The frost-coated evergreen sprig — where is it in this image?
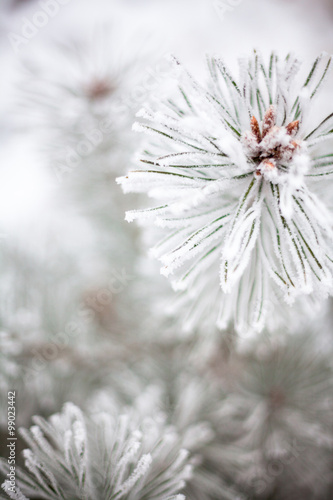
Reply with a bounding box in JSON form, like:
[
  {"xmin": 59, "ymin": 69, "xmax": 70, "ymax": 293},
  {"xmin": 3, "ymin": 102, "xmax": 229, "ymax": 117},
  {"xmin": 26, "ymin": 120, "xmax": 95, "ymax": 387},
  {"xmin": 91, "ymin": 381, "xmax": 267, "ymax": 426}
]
[
  {"xmin": 0, "ymin": 400, "xmax": 192, "ymax": 500},
  {"xmin": 118, "ymin": 51, "xmax": 333, "ymax": 334}
]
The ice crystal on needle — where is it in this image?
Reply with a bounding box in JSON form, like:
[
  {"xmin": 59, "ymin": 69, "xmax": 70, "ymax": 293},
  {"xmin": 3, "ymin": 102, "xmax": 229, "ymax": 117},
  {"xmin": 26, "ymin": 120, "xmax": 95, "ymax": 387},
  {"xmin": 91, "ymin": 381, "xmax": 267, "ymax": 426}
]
[{"xmin": 118, "ymin": 52, "xmax": 333, "ymax": 334}]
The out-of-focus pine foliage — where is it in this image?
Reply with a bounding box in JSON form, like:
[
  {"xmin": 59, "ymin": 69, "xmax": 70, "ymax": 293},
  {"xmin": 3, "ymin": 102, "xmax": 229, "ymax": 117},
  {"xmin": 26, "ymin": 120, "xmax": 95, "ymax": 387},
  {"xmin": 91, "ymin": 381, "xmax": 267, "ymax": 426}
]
[{"xmin": 1, "ymin": 3, "xmax": 333, "ymax": 500}]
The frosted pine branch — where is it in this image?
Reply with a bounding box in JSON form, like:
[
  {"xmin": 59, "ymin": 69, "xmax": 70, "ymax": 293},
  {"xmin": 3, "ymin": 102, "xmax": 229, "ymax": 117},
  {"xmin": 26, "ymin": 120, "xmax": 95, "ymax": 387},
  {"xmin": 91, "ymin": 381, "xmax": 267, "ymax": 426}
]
[
  {"xmin": 0, "ymin": 402, "xmax": 193, "ymax": 500},
  {"xmin": 118, "ymin": 51, "xmax": 333, "ymax": 335}
]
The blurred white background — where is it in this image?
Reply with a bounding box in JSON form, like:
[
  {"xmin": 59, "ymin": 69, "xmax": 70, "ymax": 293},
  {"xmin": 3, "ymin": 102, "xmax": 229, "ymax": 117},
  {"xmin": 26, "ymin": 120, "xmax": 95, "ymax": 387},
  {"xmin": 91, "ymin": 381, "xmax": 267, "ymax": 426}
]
[{"xmin": 0, "ymin": 0, "xmax": 333, "ymax": 246}]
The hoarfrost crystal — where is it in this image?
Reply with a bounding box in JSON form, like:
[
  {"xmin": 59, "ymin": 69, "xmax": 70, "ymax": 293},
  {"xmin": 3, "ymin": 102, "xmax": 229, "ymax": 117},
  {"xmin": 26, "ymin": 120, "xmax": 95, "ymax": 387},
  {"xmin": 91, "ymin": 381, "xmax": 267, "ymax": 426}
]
[{"xmin": 118, "ymin": 52, "xmax": 333, "ymax": 334}]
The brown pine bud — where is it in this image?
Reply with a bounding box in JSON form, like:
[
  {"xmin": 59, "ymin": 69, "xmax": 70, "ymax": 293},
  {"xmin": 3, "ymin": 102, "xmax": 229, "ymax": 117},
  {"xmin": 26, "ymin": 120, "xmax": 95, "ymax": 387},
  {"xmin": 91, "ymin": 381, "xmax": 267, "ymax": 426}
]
[
  {"xmin": 286, "ymin": 120, "xmax": 300, "ymax": 136},
  {"xmin": 250, "ymin": 115, "xmax": 261, "ymax": 143},
  {"xmin": 262, "ymin": 105, "xmax": 276, "ymax": 138}
]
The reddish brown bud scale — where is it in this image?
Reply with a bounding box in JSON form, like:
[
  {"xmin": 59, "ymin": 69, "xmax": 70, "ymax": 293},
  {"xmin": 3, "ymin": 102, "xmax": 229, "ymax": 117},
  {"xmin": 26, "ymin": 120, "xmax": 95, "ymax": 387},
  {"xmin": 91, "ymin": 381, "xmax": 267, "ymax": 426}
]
[
  {"xmin": 291, "ymin": 140, "xmax": 300, "ymax": 150},
  {"xmin": 286, "ymin": 120, "xmax": 300, "ymax": 136},
  {"xmin": 262, "ymin": 159, "xmax": 276, "ymax": 169},
  {"xmin": 250, "ymin": 116, "xmax": 261, "ymax": 143},
  {"xmin": 262, "ymin": 105, "xmax": 276, "ymax": 138}
]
